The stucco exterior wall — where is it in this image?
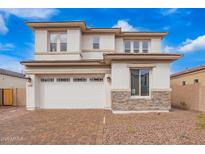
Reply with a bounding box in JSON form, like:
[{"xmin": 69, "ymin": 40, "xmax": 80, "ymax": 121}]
[
  {"xmin": 150, "ymin": 38, "xmax": 161, "ymax": 52},
  {"xmin": 82, "ymin": 34, "xmax": 115, "ymax": 51},
  {"xmin": 152, "ymin": 63, "xmax": 170, "ymax": 90},
  {"xmin": 111, "ymin": 62, "xmax": 170, "ymax": 91},
  {"xmin": 35, "ymin": 54, "xmax": 81, "ymax": 60},
  {"xmin": 26, "ymin": 75, "xmax": 39, "ymax": 109},
  {"xmin": 0, "ymin": 74, "xmax": 26, "ymax": 88},
  {"xmin": 35, "ymin": 30, "xmax": 48, "ymax": 53},
  {"xmin": 111, "ymin": 63, "xmax": 130, "ymax": 90},
  {"xmin": 115, "ymin": 38, "xmax": 124, "ymax": 53},
  {"xmin": 171, "ymin": 70, "xmax": 205, "ymax": 86},
  {"xmin": 81, "ymin": 52, "xmax": 104, "ymax": 59},
  {"xmin": 67, "ymin": 29, "xmax": 81, "ymax": 52}
]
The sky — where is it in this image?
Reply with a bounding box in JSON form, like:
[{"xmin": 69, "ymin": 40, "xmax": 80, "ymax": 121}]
[{"xmin": 0, "ymin": 8, "xmax": 205, "ymax": 73}]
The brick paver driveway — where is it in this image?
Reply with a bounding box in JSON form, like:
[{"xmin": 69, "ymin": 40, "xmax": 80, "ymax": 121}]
[
  {"xmin": 1, "ymin": 107, "xmax": 205, "ymax": 144},
  {"xmin": 0, "ymin": 107, "xmax": 104, "ymax": 144}
]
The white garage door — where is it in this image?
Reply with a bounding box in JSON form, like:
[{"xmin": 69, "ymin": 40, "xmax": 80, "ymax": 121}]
[{"xmin": 39, "ymin": 75, "xmax": 106, "ymax": 109}]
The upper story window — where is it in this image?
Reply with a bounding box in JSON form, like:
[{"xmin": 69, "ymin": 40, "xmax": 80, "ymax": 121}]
[
  {"xmin": 142, "ymin": 41, "xmax": 149, "ymax": 53},
  {"xmin": 59, "ymin": 33, "xmax": 67, "ymax": 52},
  {"xmin": 124, "ymin": 40, "xmax": 150, "ymax": 53},
  {"xmin": 50, "ymin": 33, "xmax": 58, "ymax": 52},
  {"xmin": 133, "ymin": 41, "xmax": 140, "ymax": 53},
  {"xmin": 93, "ymin": 37, "xmax": 100, "ymax": 49},
  {"xmin": 124, "ymin": 41, "xmax": 131, "ymax": 53},
  {"xmin": 49, "ymin": 32, "xmax": 67, "ymax": 52}
]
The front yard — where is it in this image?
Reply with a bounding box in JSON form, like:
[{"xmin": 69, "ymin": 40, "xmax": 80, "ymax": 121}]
[{"xmin": 0, "ymin": 107, "xmax": 205, "ymax": 144}]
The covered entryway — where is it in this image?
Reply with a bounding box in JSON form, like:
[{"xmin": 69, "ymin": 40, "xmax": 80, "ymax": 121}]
[{"xmin": 38, "ymin": 75, "xmax": 107, "ymax": 109}]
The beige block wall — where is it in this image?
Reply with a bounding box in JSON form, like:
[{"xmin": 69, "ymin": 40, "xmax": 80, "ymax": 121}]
[
  {"xmin": 0, "ymin": 89, "xmax": 2, "ymax": 106},
  {"xmin": 199, "ymin": 86, "xmax": 205, "ymax": 111},
  {"xmin": 171, "ymin": 70, "xmax": 205, "ymax": 86},
  {"xmin": 171, "ymin": 84, "xmax": 205, "ymax": 112},
  {"xmin": 0, "ymin": 74, "xmax": 26, "ymax": 88},
  {"xmin": 13, "ymin": 88, "xmax": 26, "ymax": 106}
]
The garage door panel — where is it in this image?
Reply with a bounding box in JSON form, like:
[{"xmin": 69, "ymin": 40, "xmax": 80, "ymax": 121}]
[{"xmin": 39, "ymin": 76, "xmax": 105, "ymax": 109}]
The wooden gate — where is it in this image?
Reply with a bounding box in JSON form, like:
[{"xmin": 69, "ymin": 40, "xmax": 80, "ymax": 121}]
[{"xmin": 3, "ymin": 89, "xmax": 13, "ymax": 106}]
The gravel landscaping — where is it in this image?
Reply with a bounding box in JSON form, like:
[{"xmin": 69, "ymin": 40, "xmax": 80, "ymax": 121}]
[{"xmin": 103, "ymin": 109, "xmax": 205, "ymax": 144}]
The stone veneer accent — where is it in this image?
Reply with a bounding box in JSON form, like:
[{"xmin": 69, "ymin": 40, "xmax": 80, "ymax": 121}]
[{"xmin": 111, "ymin": 90, "xmax": 171, "ymax": 111}]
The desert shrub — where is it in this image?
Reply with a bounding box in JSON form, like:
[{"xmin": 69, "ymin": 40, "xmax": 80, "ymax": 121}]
[
  {"xmin": 127, "ymin": 127, "xmax": 137, "ymax": 134},
  {"xmin": 196, "ymin": 113, "xmax": 205, "ymax": 129},
  {"xmin": 172, "ymin": 101, "xmax": 188, "ymax": 110},
  {"xmin": 177, "ymin": 101, "xmax": 188, "ymax": 110}
]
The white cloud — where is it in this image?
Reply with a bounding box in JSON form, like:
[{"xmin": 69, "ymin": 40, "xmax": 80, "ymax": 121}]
[
  {"xmin": 160, "ymin": 8, "xmax": 191, "ymax": 17},
  {"xmin": 0, "ymin": 54, "xmax": 23, "ymax": 73},
  {"xmin": 179, "ymin": 35, "xmax": 205, "ymax": 52},
  {"xmin": 160, "ymin": 8, "xmax": 178, "ymax": 16},
  {"xmin": 0, "ymin": 8, "xmax": 58, "ymax": 19},
  {"xmin": 163, "ymin": 35, "xmax": 205, "ymax": 53},
  {"xmin": 0, "ymin": 43, "xmax": 15, "ymax": 51},
  {"xmin": 164, "ymin": 46, "xmax": 175, "ymax": 53},
  {"xmin": 0, "ymin": 14, "xmax": 8, "ymax": 35},
  {"xmin": 112, "ymin": 20, "xmax": 138, "ymax": 31}
]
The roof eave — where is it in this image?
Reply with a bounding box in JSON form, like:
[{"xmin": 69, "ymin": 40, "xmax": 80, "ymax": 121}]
[{"xmin": 103, "ymin": 53, "xmax": 182, "ymax": 64}]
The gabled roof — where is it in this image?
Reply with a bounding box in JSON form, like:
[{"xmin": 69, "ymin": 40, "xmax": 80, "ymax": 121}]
[
  {"xmin": 171, "ymin": 65, "xmax": 205, "ymax": 78},
  {"xmin": 25, "ymin": 21, "xmax": 167, "ymax": 38},
  {"xmin": 0, "ymin": 68, "xmax": 26, "ymax": 79}
]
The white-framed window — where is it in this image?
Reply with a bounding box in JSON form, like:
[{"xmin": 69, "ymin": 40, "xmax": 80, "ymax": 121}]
[
  {"xmin": 40, "ymin": 78, "xmax": 54, "ymax": 82},
  {"xmin": 59, "ymin": 33, "xmax": 67, "ymax": 52},
  {"xmin": 90, "ymin": 77, "xmax": 104, "ymax": 82},
  {"xmin": 142, "ymin": 40, "xmax": 149, "ymax": 53},
  {"xmin": 130, "ymin": 69, "xmax": 150, "ymax": 96},
  {"xmin": 124, "ymin": 40, "xmax": 150, "ymax": 53},
  {"xmin": 49, "ymin": 32, "xmax": 67, "ymax": 52},
  {"xmin": 133, "ymin": 41, "xmax": 140, "ymax": 53},
  {"xmin": 56, "ymin": 78, "xmax": 70, "ymax": 82},
  {"xmin": 93, "ymin": 37, "xmax": 100, "ymax": 49},
  {"xmin": 50, "ymin": 33, "xmax": 58, "ymax": 52},
  {"xmin": 124, "ymin": 41, "xmax": 131, "ymax": 53},
  {"xmin": 73, "ymin": 77, "xmax": 87, "ymax": 82}
]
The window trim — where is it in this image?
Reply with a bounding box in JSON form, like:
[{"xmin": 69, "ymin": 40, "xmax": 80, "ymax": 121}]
[
  {"xmin": 142, "ymin": 40, "xmax": 149, "ymax": 53},
  {"xmin": 133, "ymin": 41, "xmax": 140, "ymax": 53},
  {"xmin": 130, "ymin": 68, "xmax": 151, "ymax": 98},
  {"xmin": 93, "ymin": 36, "xmax": 100, "ymax": 49},
  {"xmin": 49, "ymin": 32, "xmax": 67, "ymax": 52},
  {"xmin": 124, "ymin": 40, "xmax": 150, "ymax": 53},
  {"xmin": 124, "ymin": 40, "xmax": 131, "ymax": 53}
]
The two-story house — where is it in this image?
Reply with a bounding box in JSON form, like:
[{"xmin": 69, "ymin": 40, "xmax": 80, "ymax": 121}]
[{"xmin": 21, "ymin": 21, "xmax": 181, "ymax": 113}]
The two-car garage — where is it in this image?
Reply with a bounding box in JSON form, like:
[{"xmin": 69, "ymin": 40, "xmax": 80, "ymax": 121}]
[{"xmin": 38, "ymin": 75, "xmax": 108, "ymax": 109}]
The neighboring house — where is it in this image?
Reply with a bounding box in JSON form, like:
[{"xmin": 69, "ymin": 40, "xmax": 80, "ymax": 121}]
[
  {"xmin": 0, "ymin": 68, "xmax": 26, "ymax": 107},
  {"xmin": 21, "ymin": 21, "xmax": 181, "ymax": 112},
  {"xmin": 171, "ymin": 65, "xmax": 205, "ymax": 112}
]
